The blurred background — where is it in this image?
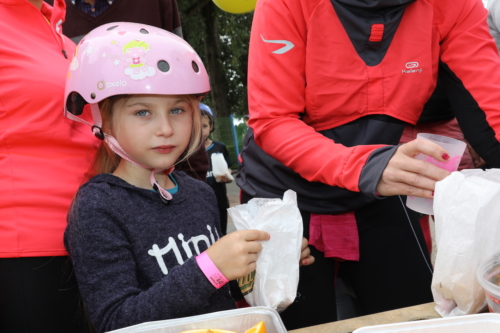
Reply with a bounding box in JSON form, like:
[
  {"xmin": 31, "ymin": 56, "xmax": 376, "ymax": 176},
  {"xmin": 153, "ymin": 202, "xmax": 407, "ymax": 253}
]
[{"xmin": 179, "ymin": 0, "xmax": 254, "ymax": 165}]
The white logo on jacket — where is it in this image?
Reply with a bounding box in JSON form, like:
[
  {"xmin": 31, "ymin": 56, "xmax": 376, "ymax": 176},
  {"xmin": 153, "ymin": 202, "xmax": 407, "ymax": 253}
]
[
  {"xmin": 260, "ymin": 35, "xmax": 295, "ymax": 54},
  {"xmin": 148, "ymin": 224, "xmax": 220, "ymax": 275},
  {"xmin": 402, "ymin": 62, "xmax": 422, "ymax": 74}
]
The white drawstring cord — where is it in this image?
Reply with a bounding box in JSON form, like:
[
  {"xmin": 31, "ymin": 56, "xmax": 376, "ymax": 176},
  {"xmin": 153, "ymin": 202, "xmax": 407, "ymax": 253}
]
[{"xmin": 398, "ymin": 195, "xmax": 434, "ymax": 275}]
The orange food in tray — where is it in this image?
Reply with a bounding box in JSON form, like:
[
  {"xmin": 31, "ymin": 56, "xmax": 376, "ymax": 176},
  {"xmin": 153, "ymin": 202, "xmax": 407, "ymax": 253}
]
[
  {"xmin": 180, "ymin": 320, "xmax": 267, "ymax": 333},
  {"xmin": 179, "ymin": 330, "xmax": 237, "ymax": 333},
  {"xmin": 245, "ymin": 321, "xmax": 267, "ymax": 333}
]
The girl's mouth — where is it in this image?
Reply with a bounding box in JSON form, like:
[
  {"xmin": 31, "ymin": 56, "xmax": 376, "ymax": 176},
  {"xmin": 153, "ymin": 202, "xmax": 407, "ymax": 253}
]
[{"xmin": 153, "ymin": 145, "xmax": 175, "ymax": 153}]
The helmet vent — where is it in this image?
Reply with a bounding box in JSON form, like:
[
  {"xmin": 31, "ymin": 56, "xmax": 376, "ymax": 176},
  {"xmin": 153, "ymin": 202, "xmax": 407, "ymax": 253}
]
[
  {"xmin": 107, "ymin": 25, "xmax": 118, "ymax": 31},
  {"xmin": 66, "ymin": 92, "xmax": 88, "ymax": 116},
  {"xmin": 157, "ymin": 60, "xmax": 170, "ymax": 72},
  {"xmin": 192, "ymin": 61, "xmax": 199, "ymax": 73},
  {"xmin": 91, "ymin": 93, "xmax": 96, "ymax": 99},
  {"xmin": 140, "ymin": 29, "xmax": 149, "ymax": 34}
]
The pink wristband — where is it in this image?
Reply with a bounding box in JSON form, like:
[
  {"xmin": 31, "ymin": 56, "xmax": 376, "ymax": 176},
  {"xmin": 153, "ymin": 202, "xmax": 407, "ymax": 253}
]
[{"xmin": 196, "ymin": 251, "xmax": 229, "ymax": 289}]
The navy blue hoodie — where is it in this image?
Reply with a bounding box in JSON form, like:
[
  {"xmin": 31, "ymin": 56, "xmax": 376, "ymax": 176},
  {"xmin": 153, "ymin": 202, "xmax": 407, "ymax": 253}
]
[{"xmin": 65, "ymin": 171, "xmax": 236, "ymax": 333}]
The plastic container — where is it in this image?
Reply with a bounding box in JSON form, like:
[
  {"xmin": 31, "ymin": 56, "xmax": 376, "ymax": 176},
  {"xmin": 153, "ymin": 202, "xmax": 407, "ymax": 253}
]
[
  {"xmin": 353, "ymin": 313, "xmax": 500, "ymax": 332},
  {"xmin": 106, "ymin": 307, "xmax": 287, "ymax": 333},
  {"xmin": 477, "ymin": 252, "xmax": 500, "ymax": 313},
  {"xmin": 406, "ymin": 133, "xmax": 466, "ymax": 215}
]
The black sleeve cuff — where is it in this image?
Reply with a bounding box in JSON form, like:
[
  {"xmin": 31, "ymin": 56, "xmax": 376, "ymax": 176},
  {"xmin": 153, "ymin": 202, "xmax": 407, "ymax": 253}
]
[{"xmin": 358, "ymin": 145, "xmax": 400, "ymax": 198}]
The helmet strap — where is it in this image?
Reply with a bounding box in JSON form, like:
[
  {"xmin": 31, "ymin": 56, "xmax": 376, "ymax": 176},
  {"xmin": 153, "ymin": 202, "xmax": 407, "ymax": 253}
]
[{"xmin": 104, "ymin": 133, "xmax": 175, "ymax": 204}]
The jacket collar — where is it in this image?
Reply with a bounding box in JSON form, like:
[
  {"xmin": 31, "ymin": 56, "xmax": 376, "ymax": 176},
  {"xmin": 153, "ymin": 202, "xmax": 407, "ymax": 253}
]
[{"xmin": 46, "ymin": 0, "xmax": 67, "ymax": 34}]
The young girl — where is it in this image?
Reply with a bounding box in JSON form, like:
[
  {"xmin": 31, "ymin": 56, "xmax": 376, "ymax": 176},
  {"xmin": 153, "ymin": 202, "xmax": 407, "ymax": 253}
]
[
  {"xmin": 200, "ymin": 104, "xmax": 233, "ymax": 234},
  {"xmin": 63, "ymin": 23, "xmax": 313, "ymax": 333}
]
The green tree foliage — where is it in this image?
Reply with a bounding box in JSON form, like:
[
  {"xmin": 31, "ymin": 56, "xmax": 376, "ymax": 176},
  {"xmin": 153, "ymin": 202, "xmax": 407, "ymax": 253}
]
[{"xmin": 178, "ymin": 1, "xmax": 253, "ymax": 118}]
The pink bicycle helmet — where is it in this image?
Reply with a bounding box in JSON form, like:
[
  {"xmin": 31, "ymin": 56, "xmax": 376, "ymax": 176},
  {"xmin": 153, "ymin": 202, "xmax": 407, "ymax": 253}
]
[
  {"xmin": 64, "ymin": 22, "xmax": 210, "ymax": 203},
  {"xmin": 65, "ymin": 22, "xmax": 209, "ymax": 123}
]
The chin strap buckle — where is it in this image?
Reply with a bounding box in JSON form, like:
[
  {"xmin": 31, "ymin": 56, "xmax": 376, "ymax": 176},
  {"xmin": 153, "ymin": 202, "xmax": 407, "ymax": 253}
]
[
  {"xmin": 150, "ymin": 170, "xmax": 173, "ymax": 205},
  {"xmin": 152, "ymin": 182, "xmax": 171, "ymax": 205},
  {"xmin": 92, "ymin": 125, "xmax": 105, "ymax": 140}
]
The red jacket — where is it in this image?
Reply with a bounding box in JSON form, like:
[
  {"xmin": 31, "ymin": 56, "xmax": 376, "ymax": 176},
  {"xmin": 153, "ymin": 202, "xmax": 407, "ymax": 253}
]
[
  {"xmin": 248, "ymin": 0, "xmax": 500, "ymax": 194},
  {"xmin": 0, "ymin": 0, "xmax": 98, "ymax": 257}
]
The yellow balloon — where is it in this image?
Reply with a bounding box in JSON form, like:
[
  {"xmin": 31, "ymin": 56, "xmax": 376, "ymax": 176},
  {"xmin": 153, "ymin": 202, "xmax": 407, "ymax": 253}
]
[{"xmin": 212, "ymin": 0, "xmax": 257, "ymax": 14}]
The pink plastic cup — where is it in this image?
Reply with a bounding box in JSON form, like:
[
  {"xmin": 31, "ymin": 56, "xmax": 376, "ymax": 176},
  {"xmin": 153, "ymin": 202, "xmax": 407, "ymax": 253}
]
[{"xmin": 405, "ymin": 133, "xmax": 467, "ymax": 215}]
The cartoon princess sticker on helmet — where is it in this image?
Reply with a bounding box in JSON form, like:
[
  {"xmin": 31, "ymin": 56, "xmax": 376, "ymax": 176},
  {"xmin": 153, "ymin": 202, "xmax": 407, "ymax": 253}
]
[{"xmin": 123, "ymin": 40, "xmax": 156, "ymax": 80}]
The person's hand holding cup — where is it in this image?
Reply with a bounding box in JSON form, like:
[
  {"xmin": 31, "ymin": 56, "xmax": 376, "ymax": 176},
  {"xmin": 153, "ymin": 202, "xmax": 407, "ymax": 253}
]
[
  {"xmin": 377, "ymin": 133, "xmax": 466, "ymax": 214},
  {"xmin": 405, "ymin": 133, "xmax": 466, "ymax": 214}
]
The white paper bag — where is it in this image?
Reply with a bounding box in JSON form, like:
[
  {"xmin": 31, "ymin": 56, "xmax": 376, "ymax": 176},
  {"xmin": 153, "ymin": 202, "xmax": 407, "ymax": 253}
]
[
  {"xmin": 227, "ymin": 190, "xmax": 303, "ymax": 312},
  {"xmin": 211, "ymin": 153, "xmax": 234, "ymax": 182},
  {"xmin": 432, "ymin": 169, "xmax": 500, "ymax": 317}
]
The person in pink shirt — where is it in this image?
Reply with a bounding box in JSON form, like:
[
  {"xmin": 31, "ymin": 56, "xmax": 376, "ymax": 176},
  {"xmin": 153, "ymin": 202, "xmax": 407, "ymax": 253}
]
[{"xmin": 0, "ymin": 0, "xmax": 98, "ymax": 331}]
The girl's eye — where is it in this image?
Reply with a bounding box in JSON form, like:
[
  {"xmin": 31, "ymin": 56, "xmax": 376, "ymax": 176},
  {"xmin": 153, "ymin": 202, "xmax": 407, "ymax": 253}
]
[
  {"xmin": 170, "ymin": 108, "xmax": 184, "ymax": 115},
  {"xmin": 136, "ymin": 110, "xmax": 150, "ymax": 117}
]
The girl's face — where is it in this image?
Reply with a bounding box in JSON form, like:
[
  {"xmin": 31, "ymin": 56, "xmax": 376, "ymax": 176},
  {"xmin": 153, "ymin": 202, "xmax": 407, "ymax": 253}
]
[
  {"xmin": 201, "ymin": 115, "xmax": 212, "ymax": 142},
  {"xmin": 126, "ymin": 46, "xmax": 146, "ymax": 57},
  {"xmin": 111, "ymin": 94, "xmax": 193, "ymax": 171}
]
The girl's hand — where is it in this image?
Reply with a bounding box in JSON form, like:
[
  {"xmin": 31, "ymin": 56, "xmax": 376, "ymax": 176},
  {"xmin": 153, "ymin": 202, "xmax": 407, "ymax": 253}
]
[
  {"xmin": 376, "ymin": 139, "xmax": 451, "ymax": 198},
  {"xmin": 206, "ymin": 230, "xmax": 270, "ymax": 281},
  {"xmin": 300, "ymin": 237, "xmax": 314, "ymax": 266}
]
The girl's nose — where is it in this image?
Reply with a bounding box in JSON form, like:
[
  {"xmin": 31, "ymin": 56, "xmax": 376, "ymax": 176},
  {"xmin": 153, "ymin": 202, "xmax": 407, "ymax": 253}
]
[{"xmin": 155, "ymin": 116, "xmax": 174, "ymax": 137}]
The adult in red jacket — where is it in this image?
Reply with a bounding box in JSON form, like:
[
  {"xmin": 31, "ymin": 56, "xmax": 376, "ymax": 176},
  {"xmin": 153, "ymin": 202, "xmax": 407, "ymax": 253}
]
[
  {"xmin": 0, "ymin": 0, "xmax": 97, "ymax": 332},
  {"xmin": 237, "ymin": 0, "xmax": 500, "ymax": 329}
]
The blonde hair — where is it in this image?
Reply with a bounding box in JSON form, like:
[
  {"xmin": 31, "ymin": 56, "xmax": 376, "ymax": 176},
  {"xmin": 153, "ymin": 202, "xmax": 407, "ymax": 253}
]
[
  {"xmin": 123, "ymin": 40, "xmax": 150, "ymax": 53},
  {"xmin": 85, "ymin": 94, "xmax": 202, "ymax": 180}
]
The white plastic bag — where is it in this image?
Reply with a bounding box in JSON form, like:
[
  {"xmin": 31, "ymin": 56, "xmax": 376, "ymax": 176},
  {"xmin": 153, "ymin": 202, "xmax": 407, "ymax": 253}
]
[
  {"xmin": 227, "ymin": 190, "xmax": 303, "ymax": 312},
  {"xmin": 211, "ymin": 153, "xmax": 234, "ymax": 182},
  {"xmin": 432, "ymin": 169, "xmax": 500, "ymax": 317}
]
